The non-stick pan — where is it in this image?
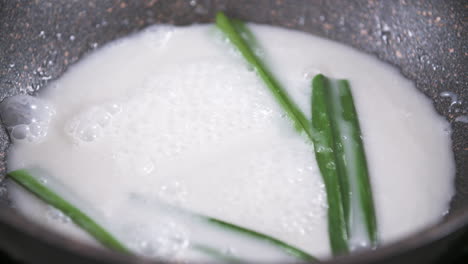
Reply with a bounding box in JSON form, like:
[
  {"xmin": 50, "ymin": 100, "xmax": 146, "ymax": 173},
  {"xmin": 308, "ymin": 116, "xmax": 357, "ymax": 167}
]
[{"xmin": 0, "ymin": 0, "xmax": 466, "ymax": 263}]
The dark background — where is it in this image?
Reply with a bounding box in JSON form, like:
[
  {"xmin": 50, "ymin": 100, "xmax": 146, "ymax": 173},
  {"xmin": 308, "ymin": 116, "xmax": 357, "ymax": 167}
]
[{"xmin": 0, "ymin": 250, "xmax": 16, "ymax": 263}]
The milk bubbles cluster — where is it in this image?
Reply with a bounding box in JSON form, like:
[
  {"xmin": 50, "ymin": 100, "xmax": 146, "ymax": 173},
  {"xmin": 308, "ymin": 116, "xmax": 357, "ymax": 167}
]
[
  {"xmin": 65, "ymin": 103, "xmax": 121, "ymax": 143},
  {"xmin": 0, "ymin": 94, "xmax": 55, "ymax": 142},
  {"xmin": 129, "ymin": 218, "xmax": 190, "ymax": 258}
]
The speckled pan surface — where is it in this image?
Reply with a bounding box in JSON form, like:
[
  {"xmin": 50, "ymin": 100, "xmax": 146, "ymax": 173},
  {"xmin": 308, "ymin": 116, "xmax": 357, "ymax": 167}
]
[{"xmin": 0, "ymin": 0, "xmax": 466, "ymax": 263}]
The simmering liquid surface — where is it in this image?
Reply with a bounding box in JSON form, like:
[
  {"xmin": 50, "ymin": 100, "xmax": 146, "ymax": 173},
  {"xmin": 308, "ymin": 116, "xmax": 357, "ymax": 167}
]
[{"xmin": 4, "ymin": 24, "xmax": 454, "ymax": 261}]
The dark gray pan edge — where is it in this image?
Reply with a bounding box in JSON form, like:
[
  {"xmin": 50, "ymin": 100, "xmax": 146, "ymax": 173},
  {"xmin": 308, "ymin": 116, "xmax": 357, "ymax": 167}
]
[{"xmin": 0, "ymin": 0, "xmax": 466, "ymax": 264}]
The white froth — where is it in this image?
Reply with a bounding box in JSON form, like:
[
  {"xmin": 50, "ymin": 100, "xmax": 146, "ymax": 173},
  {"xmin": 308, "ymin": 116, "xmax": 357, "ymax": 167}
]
[
  {"xmin": 0, "ymin": 95, "xmax": 55, "ymax": 142},
  {"xmin": 4, "ymin": 24, "xmax": 454, "ymax": 261},
  {"xmin": 65, "ymin": 103, "xmax": 121, "ymax": 143}
]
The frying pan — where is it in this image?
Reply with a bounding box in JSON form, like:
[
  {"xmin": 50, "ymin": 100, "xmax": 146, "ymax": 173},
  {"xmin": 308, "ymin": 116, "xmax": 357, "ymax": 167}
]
[{"xmin": 0, "ymin": 0, "xmax": 466, "ymax": 263}]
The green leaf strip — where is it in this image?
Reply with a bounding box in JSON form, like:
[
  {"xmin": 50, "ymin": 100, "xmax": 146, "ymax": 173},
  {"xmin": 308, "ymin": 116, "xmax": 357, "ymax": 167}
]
[
  {"xmin": 311, "ymin": 74, "xmax": 378, "ymax": 253},
  {"xmin": 8, "ymin": 169, "xmax": 131, "ymax": 253},
  {"xmin": 204, "ymin": 216, "xmax": 317, "ymax": 261},
  {"xmin": 311, "ymin": 75, "xmax": 350, "ymax": 254},
  {"xmin": 216, "ymin": 11, "xmax": 351, "ymax": 255},
  {"xmin": 215, "ymin": 12, "xmax": 311, "ymax": 135},
  {"xmin": 325, "ymin": 78, "xmax": 378, "ymax": 246}
]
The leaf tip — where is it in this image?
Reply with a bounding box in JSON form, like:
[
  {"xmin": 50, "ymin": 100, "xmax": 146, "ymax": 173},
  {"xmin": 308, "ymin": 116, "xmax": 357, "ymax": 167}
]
[{"xmin": 215, "ymin": 11, "xmax": 227, "ymax": 22}]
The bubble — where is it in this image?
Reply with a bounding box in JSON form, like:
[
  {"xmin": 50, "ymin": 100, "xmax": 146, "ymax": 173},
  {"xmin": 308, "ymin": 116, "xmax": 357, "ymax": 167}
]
[
  {"xmin": 46, "ymin": 206, "xmax": 71, "ymax": 223},
  {"xmin": 315, "ymin": 146, "xmax": 332, "ymax": 153},
  {"xmin": 65, "ymin": 103, "xmax": 121, "ymax": 143},
  {"xmin": 440, "ymin": 91, "xmax": 465, "ymax": 115},
  {"xmin": 381, "ymin": 31, "xmax": 391, "ymax": 44},
  {"xmin": 77, "ymin": 124, "xmax": 101, "ymax": 142},
  {"xmin": 131, "ymin": 219, "xmax": 189, "ymax": 258},
  {"xmin": 105, "ymin": 103, "xmax": 122, "ymax": 115},
  {"xmin": 38, "ymin": 176, "xmax": 48, "ymax": 184},
  {"xmin": 136, "ymin": 156, "xmax": 155, "ymax": 175},
  {"xmin": 158, "ymin": 181, "xmax": 187, "ymax": 205},
  {"xmin": 0, "ymin": 94, "xmax": 55, "ymax": 142},
  {"xmin": 11, "ymin": 125, "xmax": 30, "ymax": 140},
  {"xmin": 302, "ymin": 67, "xmax": 321, "ymax": 80},
  {"xmin": 96, "ymin": 113, "xmax": 112, "ymax": 126},
  {"xmin": 419, "ymin": 54, "xmax": 430, "ymax": 64}
]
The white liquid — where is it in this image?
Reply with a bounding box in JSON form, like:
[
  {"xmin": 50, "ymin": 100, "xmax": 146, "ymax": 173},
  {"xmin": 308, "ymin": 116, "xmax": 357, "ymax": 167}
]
[{"xmin": 3, "ymin": 24, "xmax": 454, "ymax": 261}]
